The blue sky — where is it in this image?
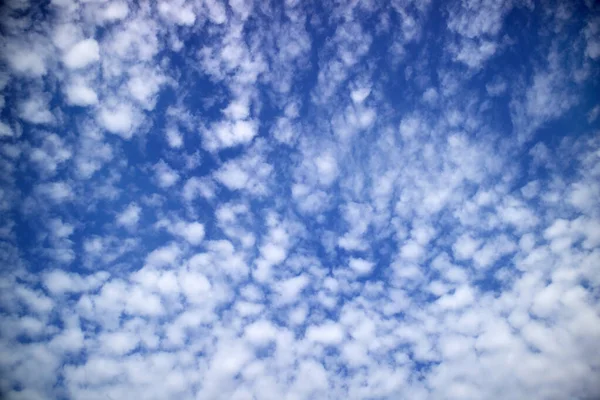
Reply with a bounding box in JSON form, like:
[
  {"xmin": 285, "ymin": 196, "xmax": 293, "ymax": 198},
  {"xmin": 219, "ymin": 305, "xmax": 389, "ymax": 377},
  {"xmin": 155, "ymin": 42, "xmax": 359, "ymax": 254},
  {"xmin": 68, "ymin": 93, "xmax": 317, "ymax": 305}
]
[{"xmin": 1, "ymin": 0, "xmax": 600, "ymax": 399}]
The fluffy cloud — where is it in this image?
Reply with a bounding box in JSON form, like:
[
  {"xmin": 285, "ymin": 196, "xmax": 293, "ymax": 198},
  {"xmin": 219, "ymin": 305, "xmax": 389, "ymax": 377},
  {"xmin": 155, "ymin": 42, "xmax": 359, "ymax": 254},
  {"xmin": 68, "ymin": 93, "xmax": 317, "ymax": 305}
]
[
  {"xmin": 18, "ymin": 96, "xmax": 54, "ymax": 124},
  {"xmin": 349, "ymin": 257, "xmax": 375, "ymax": 275},
  {"xmin": 97, "ymin": 103, "xmax": 137, "ymax": 138},
  {"xmin": 204, "ymin": 119, "xmax": 259, "ymax": 152},
  {"xmin": 156, "ymin": 219, "xmax": 205, "ymax": 245},
  {"xmin": 63, "ymin": 39, "xmax": 101, "ymax": 70},
  {"xmin": 305, "ymin": 321, "xmax": 346, "ymax": 345},
  {"xmin": 116, "ymin": 202, "xmax": 142, "ymax": 229},
  {"xmin": 1, "ymin": 1, "xmax": 599, "ymax": 400},
  {"xmin": 100, "ymin": 1, "xmax": 129, "ymax": 24},
  {"xmin": 214, "ymin": 145, "xmax": 273, "ymax": 195},
  {"xmin": 154, "ymin": 160, "xmax": 180, "ymax": 188},
  {"xmin": 65, "ymin": 80, "xmax": 98, "ymax": 106}
]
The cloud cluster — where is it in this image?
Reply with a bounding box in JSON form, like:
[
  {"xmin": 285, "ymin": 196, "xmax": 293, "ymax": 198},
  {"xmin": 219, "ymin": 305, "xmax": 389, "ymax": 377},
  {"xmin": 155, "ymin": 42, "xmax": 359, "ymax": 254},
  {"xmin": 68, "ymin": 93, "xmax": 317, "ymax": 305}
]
[{"xmin": 1, "ymin": 0, "xmax": 599, "ymax": 399}]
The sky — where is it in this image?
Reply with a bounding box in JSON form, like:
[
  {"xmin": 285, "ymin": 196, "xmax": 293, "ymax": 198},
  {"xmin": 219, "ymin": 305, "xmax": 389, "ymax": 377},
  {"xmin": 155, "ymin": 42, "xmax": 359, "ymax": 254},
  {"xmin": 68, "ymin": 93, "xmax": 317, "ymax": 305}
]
[{"xmin": 0, "ymin": 0, "xmax": 599, "ymax": 399}]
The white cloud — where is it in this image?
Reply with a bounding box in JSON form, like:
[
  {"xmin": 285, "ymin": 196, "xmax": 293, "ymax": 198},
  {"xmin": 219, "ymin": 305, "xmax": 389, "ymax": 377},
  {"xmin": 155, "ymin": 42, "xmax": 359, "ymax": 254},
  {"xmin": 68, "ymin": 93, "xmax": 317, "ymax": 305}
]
[
  {"xmin": 276, "ymin": 274, "xmax": 310, "ymax": 305},
  {"xmin": 73, "ymin": 127, "xmax": 114, "ymax": 179},
  {"xmin": 18, "ymin": 96, "xmax": 54, "ymax": 124},
  {"xmin": 453, "ymin": 38, "xmax": 497, "ymax": 68},
  {"xmin": 314, "ymin": 152, "xmax": 339, "ymax": 186},
  {"xmin": 97, "ymin": 103, "xmax": 137, "ymax": 139},
  {"xmin": 35, "ymin": 181, "xmax": 73, "ymax": 203},
  {"xmin": 204, "ymin": 119, "xmax": 259, "ymax": 152},
  {"xmin": 588, "ymin": 105, "xmax": 600, "ymax": 123},
  {"xmin": 436, "ymin": 285, "xmax": 475, "ymax": 310},
  {"xmin": 486, "ymin": 79, "xmax": 507, "ymax": 96},
  {"xmin": 65, "ymin": 80, "xmax": 98, "ymax": 106},
  {"xmin": 4, "ymin": 40, "xmax": 48, "ymax": 77},
  {"xmin": 116, "ymin": 202, "xmax": 141, "ymax": 229},
  {"xmin": 244, "ymin": 320, "xmax": 279, "ymax": 346},
  {"xmin": 98, "ymin": 331, "xmax": 139, "ymax": 355},
  {"xmin": 350, "ymin": 87, "xmax": 371, "ymax": 104},
  {"xmin": 260, "ymin": 242, "xmax": 286, "ymax": 264},
  {"xmin": 453, "ymin": 233, "xmax": 481, "ymax": 261},
  {"xmin": 165, "ymin": 127, "xmax": 183, "ymax": 148},
  {"xmin": 182, "ymin": 177, "xmax": 215, "ymax": 202},
  {"xmin": 253, "ymin": 222, "xmax": 290, "ymax": 282},
  {"xmin": 271, "ymin": 115, "xmax": 299, "ymax": 145},
  {"xmin": 158, "ymin": 0, "xmax": 197, "ymax": 26},
  {"xmin": 349, "ymin": 257, "xmax": 375, "ymax": 275},
  {"xmin": 157, "ymin": 219, "xmax": 205, "ymax": 245},
  {"xmin": 145, "ymin": 243, "xmax": 181, "ymax": 268},
  {"xmin": 0, "ymin": 121, "xmax": 13, "ymax": 137},
  {"xmin": 305, "ymin": 322, "xmax": 345, "ymax": 345},
  {"xmin": 154, "ymin": 160, "xmax": 180, "ymax": 188},
  {"xmin": 47, "ymin": 217, "xmax": 74, "ymax": 239},
  {"xmin": 447, "ymin": 0, "xmax": 510, "ymax": 38},
  {"xmin": 126, "ymin": 66, "xmax": 166, "ymax": 110},
  {"xmin": 43, "ymin": 270, "xmax": 108, "ymax": 295},
  {"xmin": 215, "ymin": 162, "xmax": 248, "ymax": 190},
  {"xmin": 292, "ymin": 185, "xmax": 331, "ymax": 214},
  {"xmin": 52, "ymin": 23, "xmax": 82, "ymax": 51},
  {"xmin": 400, "ymin": 240, "xmax": 425, "ymax": 261},
  {"xmin": 568, "ymin": 182, "xmax": 599, "ymax": 213},
  {"xmin": 399, "ymin": 115, "xmax": 422, "ymax": 139},
  {"xmin": 177, "ymin": 221, "xmax": 205, "ymax": 245},
  {"xmin": 584, "ymin": 17, "xmax": 600, "ymax": 60},
  {"xmin": 179, "ymin": 271, "xmax": 211, "ymax": 304},
  {"xmin": 63, "ymin": 39, "xmax": 100, "ymax": 69},
  {"xmin": 472, "ymin": 235, "xmax": 516, "ymax": 269},
  {"xmin": 100, "ymin": 1, "xmax": 129, "ymax": 23},
  {"xmin": 214, "ymin": 147, "xmax": 273, "ymax": 195},
  {"xmin": 29, "ymin": 134, "xmax": 72, "ymax": 176}
]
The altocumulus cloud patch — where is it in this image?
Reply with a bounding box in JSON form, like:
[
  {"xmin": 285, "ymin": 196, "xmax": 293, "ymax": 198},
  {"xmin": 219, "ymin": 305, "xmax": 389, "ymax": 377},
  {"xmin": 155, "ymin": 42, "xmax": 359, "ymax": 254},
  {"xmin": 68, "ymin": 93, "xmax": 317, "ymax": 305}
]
[{"xmin": 0, "ymin": 0, "xmax": 600, "ymax": 399}]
